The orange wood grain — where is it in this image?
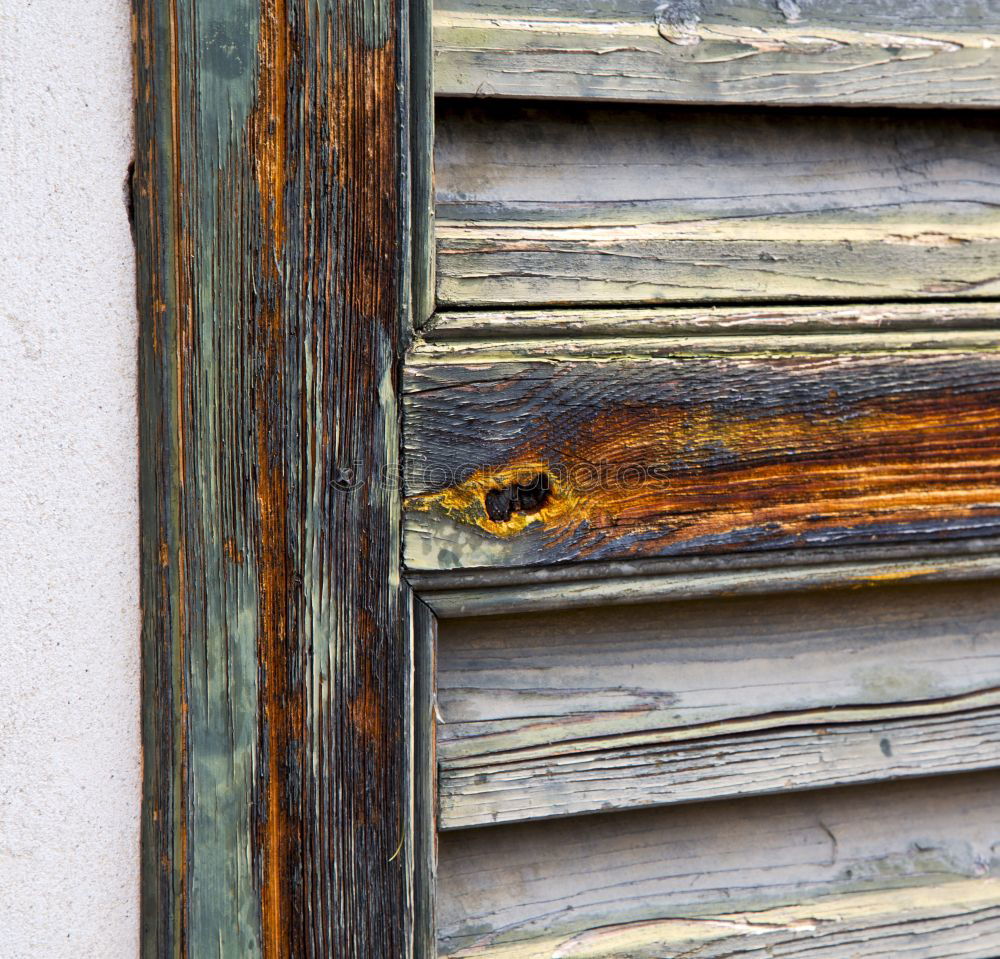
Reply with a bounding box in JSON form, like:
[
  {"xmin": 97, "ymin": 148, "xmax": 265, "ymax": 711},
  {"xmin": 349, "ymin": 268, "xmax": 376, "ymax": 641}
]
[{"xmin": 405, "ymin": 342, "xmax": 1000, "ymax": 569}]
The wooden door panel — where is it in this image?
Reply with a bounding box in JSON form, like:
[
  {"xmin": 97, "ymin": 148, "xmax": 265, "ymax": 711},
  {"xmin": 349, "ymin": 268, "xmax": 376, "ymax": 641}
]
[
  {"xmin": 437, "ymin": 772, "xmax": 1000, "ymax": 958},
  {"xmin": 405, "ymin": 332, "xmax": 1000, "ymax": 571},
  {"xmin": 434, "ymin": 0, "xmax": 1000, "ymax": 107},
  {"xmin": 436, "ymin": 582, "xmax": 1000, "ymax": 827},
  {"xmin": 435, "ymin": 102, "xmax": 1000, "ymax": 307}
]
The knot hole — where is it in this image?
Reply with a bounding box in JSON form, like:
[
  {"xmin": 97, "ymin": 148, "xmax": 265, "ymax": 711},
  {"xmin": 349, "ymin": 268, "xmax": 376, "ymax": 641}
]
[{"xmin": 484, "ymin": 472, "xmax": 552, "ymax": 523}]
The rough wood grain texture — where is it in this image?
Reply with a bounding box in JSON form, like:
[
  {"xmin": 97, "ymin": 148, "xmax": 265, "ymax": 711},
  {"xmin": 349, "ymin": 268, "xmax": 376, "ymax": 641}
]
[
  {"xmin": 410, "ymin": 537, "xmax": 1000, "ymax": 615},
  {"xmin": 434, "ymin": 0, "xmax": 1000, "ymax": 107},
  {"xmin": 435, "ymin": 102, "xmax": 1000, "ymax": 306},
  {"xmin": 448, "ymin": 882, "xmax": 1000, "ymax": 958},
  {"xmin": 133, "ymin": 0, "xmax": 412, "ymax": 955},
  {"xmin": 443, "ymin": 705, "xmax": 1000, "ymax": 829},
  {"xmin": 420, "ymin": 550, "xmax": 1000, "ymax": 616},
  {"xmin": 438, "ymin": 772, "xmax": 1000, "ymax": 957},
  {"xmin": 404, "ymin": 332, "xmax": 1000, "ymax": 571},
  {"xmin": 436, "ymin": 581, "xmax": 1000, "ymax": 827},
  {"xmin": 425, "ymin": 302, "xmax": 1000, "ymax": 341},
  {"xmin": 409, "ymin": 535, "xmax": 1000, "ymax": 592}
]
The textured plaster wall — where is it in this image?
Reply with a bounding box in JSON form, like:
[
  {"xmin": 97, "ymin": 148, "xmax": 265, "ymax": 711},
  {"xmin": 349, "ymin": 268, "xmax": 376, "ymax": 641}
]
[{"xmin": 0, "ymin": 1, "xmax": 140, "ymax": 956}]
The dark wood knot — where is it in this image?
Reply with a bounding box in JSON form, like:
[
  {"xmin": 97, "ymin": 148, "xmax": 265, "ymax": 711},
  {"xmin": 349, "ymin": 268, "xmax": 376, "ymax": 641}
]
[{"xmin": 484, "ymin": 472, "xmax": 551, "ymax": 523}]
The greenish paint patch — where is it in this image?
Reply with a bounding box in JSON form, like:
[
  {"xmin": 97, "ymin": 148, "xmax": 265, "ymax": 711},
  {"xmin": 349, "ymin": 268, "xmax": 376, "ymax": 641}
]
[
  {"xmin": 183, "ymin": 6, "xmax": 264, "ymax": 956},
  {"xmin": 134, "ymin": 0, "xmax": 413, "ymax": 955}
]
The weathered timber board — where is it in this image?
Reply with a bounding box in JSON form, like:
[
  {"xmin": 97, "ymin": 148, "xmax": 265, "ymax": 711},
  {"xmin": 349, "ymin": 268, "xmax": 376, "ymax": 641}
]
[
  {"xmin": 420, "ymin": 552, "xmax": 1000, "ymax": 615},
  {"xmin": 435, "ymin": 102, "xmax": 1000, "ymax": 306},
  {"xmin": 404, "ymin": 332, "xmax": 1000, "ymax": 571},
  {"xmin": 425, "ymin": 302, "xmax": 1000, "ymax": 340},
  {"xmin": 410, "ymin": 538, "xmax": 1000, "ymax": 616},
  {"xmin": 436, "ymin": 581, "xmax": 1000, "ymax": 827},
  {"xmin": 437, "ymin": 772, "xmax": 1000, "ymax": 957},
  {"xmin": 445, "ymin": 882, "xmax": 1000, "ymax": 958},
  {"xmin": 442, "ymin": 706, "xmax": 1000, "ymax": 829},
  {"xmin": 413, "ymin": 0, "xmax": 436, "ymax": 325},
  {"xmin": 434, "ymin": 0, "xmax": 1000, "ymax": 107},
  {"xmin": 410, "ymin": 590, "xmax": 439, "ymax": 956},
  {"xmin": 133, "ymin": 0, "xmax": 412, "ymax": 955},
  {"xmin": 410, "ymin": 537, "xmax": 1000, "ymax": 592}
]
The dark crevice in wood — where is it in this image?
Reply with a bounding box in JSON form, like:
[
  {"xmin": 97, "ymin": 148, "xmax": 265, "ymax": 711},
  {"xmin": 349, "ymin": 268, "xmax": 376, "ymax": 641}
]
[
  {"xmin": 484, "ymin": 472, "xmax": 551, "ymax": 523},
  {"xmin": 431, "ymin": 295, "xmax": 1000, "ymax": 315}
]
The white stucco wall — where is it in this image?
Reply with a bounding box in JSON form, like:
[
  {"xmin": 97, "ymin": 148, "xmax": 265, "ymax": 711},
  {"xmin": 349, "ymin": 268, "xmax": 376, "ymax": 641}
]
[{"xmin": 0, "ymin": 1, "xmax": 140, "ymax": 956}]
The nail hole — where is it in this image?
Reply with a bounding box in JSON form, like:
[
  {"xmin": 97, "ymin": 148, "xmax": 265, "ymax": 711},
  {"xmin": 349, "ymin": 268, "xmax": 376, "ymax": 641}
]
[{"xmin": 484, "ymin": 473, "xmax": 551, "ymax": 523}]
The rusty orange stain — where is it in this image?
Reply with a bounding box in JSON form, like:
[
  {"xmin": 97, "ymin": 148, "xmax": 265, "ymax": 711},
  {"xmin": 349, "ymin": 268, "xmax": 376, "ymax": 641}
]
[
  {"xmin": 222, "ymin": 538, "xmax": 244, "ymax": 565},
  {"xmin": 250, "ymin": 0, "xmax": 288, "ymax": 255},
  {"xmin": 248, "ymin": 3, "xmax": 295, "ymax": 957},
  {"xmin": 256, "ymin": 402, "xmax": 295, "ymax": 959},
  {"xmin": 408, "ymin": 394, "xmax": 1000, "ymax": 556}
]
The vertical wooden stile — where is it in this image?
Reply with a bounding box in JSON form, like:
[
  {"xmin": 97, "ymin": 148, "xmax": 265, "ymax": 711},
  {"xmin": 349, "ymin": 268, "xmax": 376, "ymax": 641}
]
[
  {"xmin": 410, "ymin": 0, "xmax": 435, "ymax": 328},
  {"xmin": 132, "ymin": 0, "xmax": 416, "ymax": 954},
  {"xmin": 410, "ymin": 592, "xmax": 438, "ymax": 956}
]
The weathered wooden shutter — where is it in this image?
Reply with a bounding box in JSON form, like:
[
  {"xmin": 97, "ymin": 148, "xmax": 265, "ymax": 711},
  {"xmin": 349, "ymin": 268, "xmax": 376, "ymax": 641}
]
[
  {"xmin": 407, "ymin": 2, "xmax": 1000, "ymax": 956},
  {"xmin": 136, "ymin": 0, "xmax": 1000, "ymax": 955}
]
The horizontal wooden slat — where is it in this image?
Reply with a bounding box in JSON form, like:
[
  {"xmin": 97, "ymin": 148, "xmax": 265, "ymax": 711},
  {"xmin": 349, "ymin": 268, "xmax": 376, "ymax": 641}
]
[
  {"xmin": 435, "ymin": 0, "xmax": 1000, "ymax": 107},
  {"xmin": 438, "ymin": 772, "xmax": 1000, "ymax": 957},
  {"xmin": 417, "ymin": 549, "xmax": 1000, "ymax": 617},
  {"xmin": 424, "ymin": 302, "xmax": 1000, "ymax": 340},
  {"xmin": 409, "ymin": 536, "xmax": 1000, "ymax": 593},
  {"xmin": 404, "ymin": 331, "xmax": 1000, "ymax": 571},
  {"xmin": 437, "ymin": 581, "xmax": 1000, "ymax": 827},
  {"xmin": 447, "ymin": 882, "xmax": 1000, "ymax": 958},
  {"xmin": 435, "ymin": 103, "xmax": 1000, "ymax": 306},
  {"xmin": 442, "ymin": 705, "xmax": 1000, "ymax": 829}
]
